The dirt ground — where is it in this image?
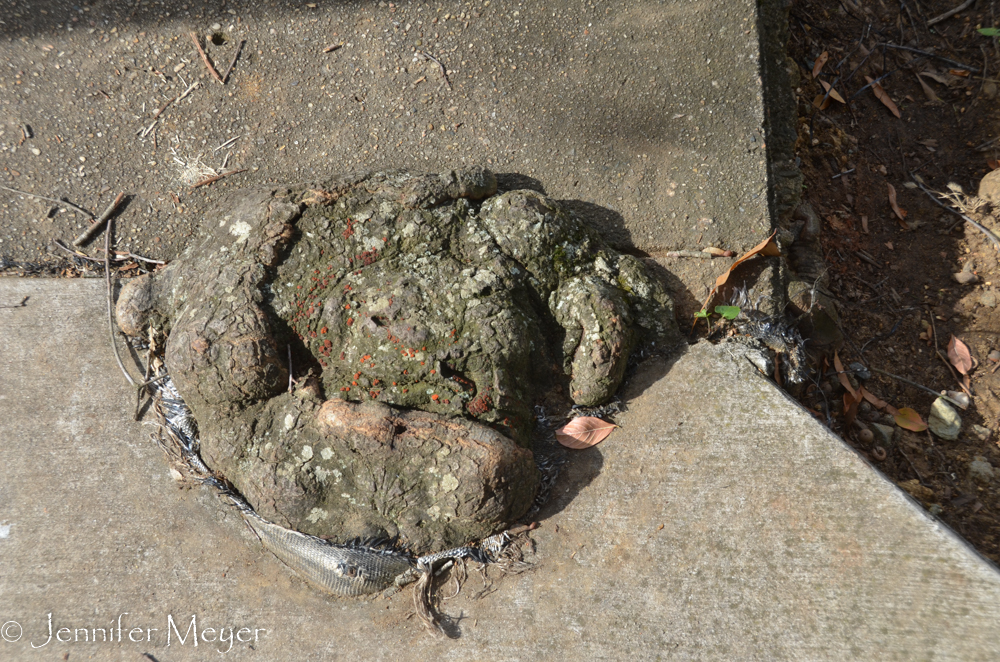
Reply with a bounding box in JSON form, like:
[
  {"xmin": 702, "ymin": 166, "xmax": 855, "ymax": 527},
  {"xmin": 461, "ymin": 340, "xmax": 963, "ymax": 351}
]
[{"xmin": 788, "ymin": 0, "xmax": 1000, "ymax": 564}]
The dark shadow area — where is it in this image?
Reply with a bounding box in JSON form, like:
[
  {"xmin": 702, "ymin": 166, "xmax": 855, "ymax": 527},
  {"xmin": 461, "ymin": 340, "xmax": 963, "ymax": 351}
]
[
  {"xmin": 496, "ymin": 172, "xmax": 546, "ymax": 195},
  {"xmin": 0, "ymin": 0, "xmax": 334, "ymax": 39}
]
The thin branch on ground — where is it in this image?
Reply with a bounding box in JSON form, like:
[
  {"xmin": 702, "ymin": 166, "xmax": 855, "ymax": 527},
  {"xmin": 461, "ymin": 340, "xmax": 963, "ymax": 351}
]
[
  {"xmin": 869, "ymin": 367, "xmax": 965, "ymax": 408},
  {"xmin": 222, "ymin": 39, "xmax": 245, "ymax": 83},
  {"xmin": 190, "ymin": 32, "xmax": 224, "ymax": 84},
  {"xmin": 928, "ymin": 0, "xmax": 977, "ymax": 26},
  {"xmin": 105, "ymin": 219, "xmax": 137, "ymax": 388},
  {"xmin": 910, "ymin": 174, "xmax": 1000, "ymax": 250},
  {"xmin": 72, "ymin": 192, "xmax": 125, "ymax": 247},
  {"xmin": 1, "ymin": 185, "xmax": 94, "ymax": 219}
]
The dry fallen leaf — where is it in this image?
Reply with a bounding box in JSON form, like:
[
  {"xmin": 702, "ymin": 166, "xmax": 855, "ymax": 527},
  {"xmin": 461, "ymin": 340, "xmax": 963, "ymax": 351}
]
[
  {"xmin": 887, "ymin": 184, "xmax": 909, "ymax": 228},
  {"xmin": 859, "ymin": 386, "xmax": 899, "ymax": 416},
  {"xmin": 865, "ymin": 75, "xmax": 902, "ymax": 118},
  {"xmin": 813, "ymin": 94, "xmax": 832, "ymax": 111},
  {"xmin": 833, "ymin": 351, "xmax": 863, "ymax": 425},
  {"xmin": 894, "ymin": 407, "xmax": 928, "ymax": 432},
  {"xmin": 694, "ymin": 231, "xmax": 780, "ymax": 330},
  {"xmin": 819, "ymin": 79, "xmax": 846, "ymax": 103},
  {"xmin": 843, "ymin": 392, "xmax": 861, "ymax": 427},
  {"xmin": 989, "ymin": 160, "xmax": 1000, "ymax": 171},
  {"xmin": 812, "ymin": 51, "xmax": 830, "ymax": 78},
  {"xmin": 914, "ymin": 73, "xmax": 942, "ymax": 102},
  {"xmin": 948, "ymin": 68, "xmax": 970, "ymax": 77},
  {"xmin": 948, "ymin": 335, "xmax": 973, "ymax": 375},
  {"xmin": 555, "ymin": 416, "xmax": 618, "ymax": 449},
  {"xmin": 920, "ymin": 70, "xmax": 951, "ymax": 85}
]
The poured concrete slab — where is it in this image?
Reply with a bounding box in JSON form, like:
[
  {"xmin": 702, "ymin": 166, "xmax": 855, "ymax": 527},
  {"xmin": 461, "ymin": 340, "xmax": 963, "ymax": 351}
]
[
  {"xmin": 3, "ymin": 277, "xmax": 1000, "ymax": 661},
  {"xmin": 1, "ymin": 0, "xmax": 777, "ymax": 316}
]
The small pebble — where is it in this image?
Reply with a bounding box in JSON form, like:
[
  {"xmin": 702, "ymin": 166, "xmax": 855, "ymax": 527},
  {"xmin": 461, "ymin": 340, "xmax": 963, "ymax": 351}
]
[
  {"xmin": 929, "ymin": 397, "xmax": 962, "ymax": 440},
  {"xmin": 30, "ymin": 147, "xmax": 40, "ymax": 156},
  {"xmin": 989, "ymin": 350, "xmax": 1000, "ymax": 362},
  {"xmin": 969, "ymin": 456, "xmax": 995, "ymax": 484}
]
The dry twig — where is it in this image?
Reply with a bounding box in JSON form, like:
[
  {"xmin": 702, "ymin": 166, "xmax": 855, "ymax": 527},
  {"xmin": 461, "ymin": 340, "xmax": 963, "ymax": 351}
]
[
  {"xmin": 73, "ymin": 192, "xmax": 125, "ymax": 247},
  {"xmin": 190, "ymin": 168, "xmax": 246, "ymax": 189},
  {"xmin": 910, "ymin": 174, "xmax": 1000, "ymax": 250},
  {"xmin": 104, "ymin": 219, "xmax": 137, "ymax": 387},
  {"xmin": 222, "ymin": 39, "xmax": 245, "ymax": 83},
  {"xmin": 928, "ymin": 0, "xmax": 977, "ymax": 26},
  {"xmin": 190, "ymin": 32, "xmax": 224, "ymax": 84},
  {"xmin": 1, "ymin": 185, "xmax": 93, "ymax": 219}
]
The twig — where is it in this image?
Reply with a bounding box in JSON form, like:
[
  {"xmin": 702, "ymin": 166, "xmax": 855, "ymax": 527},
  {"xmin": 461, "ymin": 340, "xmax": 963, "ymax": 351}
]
[
  {"xmin": 928, "ymin": 0, "xmax": 976, "ymax": 26},
  {"xmin": 881, "ymin": 44, "xmax": 981, "ymax": 73},
  {"xmin": 52, "ymin": 239, "xmax": 103, "ymax": 262},
  {"xmin": 415, "ymin": 51, "xmax": 452, "ymax": 90},
  {"xmin": 153, "ymin": 95, "xmax": 177, "ymax": 118},
  {"xmin": 190, "ymin": 32, "xmax": 224, "ymax": 84},
  {"xmin": 910, "ymin": 173, "xmax": 1000, "ymax": 250},
  {"xmin": 105, "ymin": 219, "xmax": 137, "ymax": 387},
  {"xmin": 140, "ymin": 119, "xmax": 158, "ymax": 138},
  {"xmin": 869, "ymin": 367, "xmax": 965, "ymax": 407},
  {"xmin": 323, "ymin": 43, "xmax": 344, "ymax": 53},
  {"xmin": 176, "ymin": 81, "xmax": 199, "ymax": 102},
  {"xmin": 897, "ymin": 444, "xmax": 928, "ymax": 484},
  {"xmin": 288, "ymin": 345, "xmax": 295, "ymax": 393},
  {"xmin": 936, "ymin": 349, "xmax": 973, "ymax": 396},
  {"xmin": 190, "ymin": 168, "xmax": 246, "ymax": 189},
  {"xmin": 124, "ymin": 252, "xmax": 166, "ymax": 265},
  {"xmin": 1, "ymin": 185, "xmax": 94, "ymax": 219},
  {"xmin": 832, "ymin": 168, "xmax": 855, "ymax": 179},
  {"xmin": 222, "ymin": 39, "xmax": 245, "ymax": 83},
  {"xmin": 72, "ymin": 192, "xmax": 126, "ymax": 247},
  {"xmin": 657, "ymin": 250, "xmax": 717, "ymax": 259},
  {"xmin": 213, "ymin": 136, "xmax": 240, "ymax": 152},
  {"xmin": 0, "ymin": 295, "xmax": 29, "ymax": 309}
]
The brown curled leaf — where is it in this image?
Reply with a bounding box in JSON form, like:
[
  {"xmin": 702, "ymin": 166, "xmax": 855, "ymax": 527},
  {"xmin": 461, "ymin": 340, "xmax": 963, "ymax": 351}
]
[
  {"xmin": 833, "ymin": 351, "xmax": 857, "ymax": 399},
  {"xmin": 947, "ymin": 335, "xmax": 973, "ymax": 375},
  {"xmin": 887, "ymin": 184, "xmax": 909, "ymax": 229},
  {"xmin": 693, "ymin": 230, "xmax": 780, "ymax": 331},
  {"xmin": 859, "ymin": 386, "xmax": 899, "ymax": 416},
  {"xmin": 914, "ymin": 73, "xmax": 942, "ymax": 102},
  {"xmin": 819, "ymin": 79, "xmax": 845, "ymax": 103},
  {"xmin": 812, "ymin": 51, "xmax": 830, "ymax": 78},
  {"xmin": 865, "ymin": 75, "xmax": 902, "ymax": 118},
  {"xmin": 555, "ymin": 416, "xmax": 618, "ymax": 449}
]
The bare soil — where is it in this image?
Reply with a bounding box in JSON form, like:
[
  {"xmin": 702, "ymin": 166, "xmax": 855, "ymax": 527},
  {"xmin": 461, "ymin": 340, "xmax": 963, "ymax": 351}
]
[{"xmin": 788, "ymin": 0, "xmax": 1000, "ymax": 564}]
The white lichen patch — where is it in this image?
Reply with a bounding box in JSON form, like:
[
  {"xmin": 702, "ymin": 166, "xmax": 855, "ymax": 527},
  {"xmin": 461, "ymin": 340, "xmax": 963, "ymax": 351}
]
[
  {"xmin": 300, "ymin": 445, "xmax": 313, "ymax": 461},
  {"xmin": 284, "ymin": 413, "xmax": 297, "ymax": 431},
  {"xmin": 427, "ymin": 505, "xmax": 441, "ymax": 521},
  {"xmin": 440, "ymin": 473, "xmax": 459, "ymax": 493},
  {"xmin": 320, "ymin": 447, "xmax": 334, "ymax": 460},
  {"xmin": 229, "ymin": 220, "xmax": 252, "ymax": 242},
  {"xmin": 306, "ymin": 507, "xmax": 329, "ymax": 523}
]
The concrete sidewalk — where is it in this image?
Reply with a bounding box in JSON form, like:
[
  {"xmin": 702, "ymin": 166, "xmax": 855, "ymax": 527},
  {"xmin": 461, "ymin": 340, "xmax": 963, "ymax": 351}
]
[{"xmin": 2, "ymin": 278, "xmax": 1000, "ymax": 661}]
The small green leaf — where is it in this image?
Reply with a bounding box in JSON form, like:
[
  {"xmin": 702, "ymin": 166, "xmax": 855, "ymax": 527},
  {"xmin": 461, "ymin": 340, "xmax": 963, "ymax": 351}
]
[
  {"xmin": 979, "ymin": 27, "xmax": 1000, "ymax": 36},
  {"xmin": 715, "ymin": 305, "xmax": 741, "ymax": 320},
  {"xmin": 693, "ymin": 309, "xmax": 710, "ymax": 319}
]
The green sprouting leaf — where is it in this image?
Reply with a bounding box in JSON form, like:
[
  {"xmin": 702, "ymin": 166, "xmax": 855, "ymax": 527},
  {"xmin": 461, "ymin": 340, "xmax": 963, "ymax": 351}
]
[
  {"xmin": 979, "ymin": 27, "xmax": 1000, "ymax": 36},
  {"xmin": 693, "ymin": 309, "xmax": 710, "ymax": 319},
  {"xmin": 715, "ymin": 305, "xmax": 741, "ymax": 320}
]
